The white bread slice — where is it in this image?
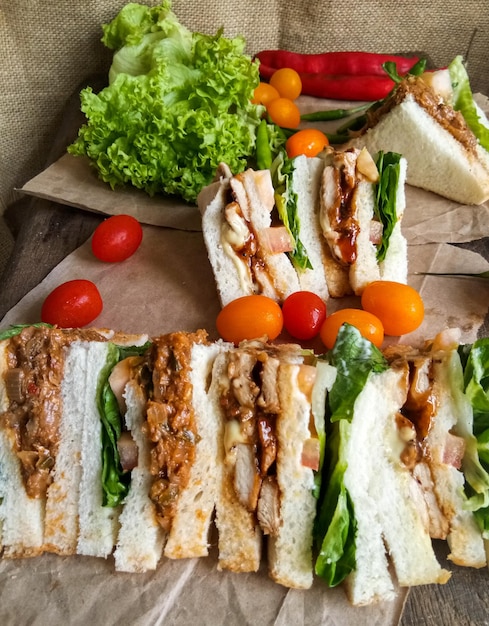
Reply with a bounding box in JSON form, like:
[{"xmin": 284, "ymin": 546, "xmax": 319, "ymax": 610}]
[
  {"xmin": 0, "ymin": 340, "xmax": 45, "ymax": 557},
  {"xmin": 268, "ymin": 360, "xmax": 335, "ymax": 589},
  {"xmin": 352, "ymin": 156, "xmax": 408, "ymax": 291},
  {"xmin": 211, "ymin": 350, "xmax": 262, "ymax": 572},
  {"xmin": 198, "ymin": 174, "xmax": 245, "ymax": 307},
  {"xmin": 427, "ymin": 350, "xmax": 486, "ymax": 568},
  {"xmin": 163, "ymin": 341, "xmax": 225, "ymax": 559},
  {"xmin": 290, "ymin": 155, "xmax": 330, "ymax": 301},
  {"xmin": 348, "ymin": 179, "xmax": 381, "ymax": 295},
  {"xmin": 342, "ymin": 372, "xmax": 397, "ymax": 605},
  {"xmin": 114, "ymin": 380, "xmax": 165, "ymax": 572},
  {"xmin": 77, "ymin": 341, "xmax": 120, "ymax": 558},
  {"xmin": 43, "ymin": 341, "xmax": 88, "ymax": 554},
  {"xmin": 344, "ymin": 367, "xmax": 450, "ymax": 605},
  {"xmin": 349, "ymin": 95, "xmax": 489, "ymax": 205},
  {"xmin": 268, "ymin": 361, "xmax": 316, "ymax": 588}
]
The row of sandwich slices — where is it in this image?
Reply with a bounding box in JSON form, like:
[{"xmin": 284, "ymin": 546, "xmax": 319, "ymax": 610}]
[
  {"xmin": 2, "ymin": 323, "xmax": 489, "ymax": 605},
  {"xmin": 197, "ymin": 57, "xmax": 489, "ymax": 311}
]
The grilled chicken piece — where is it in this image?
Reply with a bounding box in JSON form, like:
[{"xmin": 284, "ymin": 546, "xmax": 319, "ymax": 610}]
[
  {"xmin": 257, "ymin": 476, "xmax": 281, "ymax": 536},
  {"xmin": 234, "ymin": 442, "xmax": 262, "ymax": 511}
]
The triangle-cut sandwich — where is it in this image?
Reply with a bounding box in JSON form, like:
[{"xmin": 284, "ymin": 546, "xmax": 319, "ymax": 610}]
[
  {"xmin": 0, "ymin": 324, "xmax": 149, "ymax": 558},
  {"xmin": 209, "ymin": 338, "xmax": 335, "ymax": 588},
  {"xmin": 347, "ymin": 56, "xmax": 489, "ymax": 205},
  {"xmin": 197, "ymin": 145, "xmax": 407, "ymax": 305}
]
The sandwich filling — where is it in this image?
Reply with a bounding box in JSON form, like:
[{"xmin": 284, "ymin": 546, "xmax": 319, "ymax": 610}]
[
  {"xmin": 142, "ymin": 330, "xmax": 208, "ymax": 531},
  {"xmin": 319, "ymin": 147, "xmax": 380, "ymax": 266},
  {"xmin": 216, "ymin": 340, "xmax": 319, "ymax": 536},
  {"xmin": 220, "ymin": 169, "xmax": 293, "ymax": 300},
  {"xmin": 0, "ymin": 325, "xmax": 106, "ymax": 498},
  {"xmin": 383, "ymin": 339, "xmax": 468, "ymax": 539}
]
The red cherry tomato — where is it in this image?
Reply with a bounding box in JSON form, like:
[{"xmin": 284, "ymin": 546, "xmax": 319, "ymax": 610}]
[
  {"xmin": 91, "ymin": 214, "xmax": 143, "ymax": 263},
  {"xmin": 216, "ymin": 295, "xmax": 283, "ymax": 344},
  {"xmin": 319, "ymin": 308, "xmax": 384, "ymax": 349},
  {"xmin": 41, "ymin": 279, "xmax": 103, "ymax": 328},
  {"xmin": 361, "ymin": 281, "xmax": 424, "ymax": 336},
  {"xmin": 282, "ymin": 291, "xmax": 327, "ymax": 340}
]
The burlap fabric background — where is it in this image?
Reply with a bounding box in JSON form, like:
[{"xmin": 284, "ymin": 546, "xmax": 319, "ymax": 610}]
[{"xmin": 0, "ymin": 0, "xmax": 488, "ymax": 273}]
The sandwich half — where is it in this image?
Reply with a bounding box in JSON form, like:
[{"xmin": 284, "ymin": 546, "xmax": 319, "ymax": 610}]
[
  {"xmin": 114, "ymin": 330, "xmax": 228, "ymax": 571},
  {"xmin": 198, "ymin": 146, "xmax": 408, "ymax": 306},
  {"xmin": 210, "ymin": 338, "xmax": 336, "ymax": 588},
  {"xmin": 384, "ymin": 328, "xmax": 487, "ymax": 569},
  {"xmin": 348, "ymin": 56, "xmax": 489, "ymax": 205},
  {"xmin": 0, "ymin": 324, "xmax": 150, "ymax": 558},
  {"xmin": 197, "ymin": 164, "xmax": 300, "ymax": 307},
  {"xmin": 315, "ymin": 324, "xmax": 451, "ymax": 606}
]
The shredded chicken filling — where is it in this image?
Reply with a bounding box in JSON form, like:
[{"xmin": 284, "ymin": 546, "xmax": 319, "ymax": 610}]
[
  {"xmin": 143, "ymin": 330, "xmax": 207, "ymax": 532},
  {"xmin": 0, "ymin": 326, "xmax": 105, "ymax": 498}
]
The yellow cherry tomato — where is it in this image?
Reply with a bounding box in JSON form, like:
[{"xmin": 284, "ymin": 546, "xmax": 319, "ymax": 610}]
[
  {"xmin": 319, "ymin": 308, "xmax": 384, "ymax": 350},
  {"xmin": 252, "ymin": 82, "xmax": 280, "ymax": 106},
  {"xmin": 286, "ymin": 128, "xmax": 329, "ymax": 159},
  {"xmin": 361, "ymin": 281, "xmax": 425, "ymax": 336},
  {"xmin": 269, "ymin": 68, "xmax": 302, "ymax": 100},
  {"xmin": 216, "ymin": 295, "xmax": 284, "ymax": 344},
  {"xmin": 266, "ymin": 97, "xmax": 301, "ymax": 128}
]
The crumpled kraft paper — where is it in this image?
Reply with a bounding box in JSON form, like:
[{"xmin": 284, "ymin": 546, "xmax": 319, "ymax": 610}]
[
  {"xmin": 3, "ymin": 94, "xmax": 489, "ymax": 626},
  {"xmin": 1, "ymin": 227, "xmax": 488, "ymax": 348},
  {"xmin": 1, "ymin": 228, "xmax": 487, "ymax": 625}
]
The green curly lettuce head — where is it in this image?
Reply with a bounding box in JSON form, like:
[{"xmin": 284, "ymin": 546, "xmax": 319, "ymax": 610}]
[{"xmin": 69, "ymin": 2, "xmax": 263, "ymax": 203}]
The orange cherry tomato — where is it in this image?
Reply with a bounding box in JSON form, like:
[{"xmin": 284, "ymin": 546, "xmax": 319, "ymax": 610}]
[
  {"xmin": 252, "ymin": 82, "xmax": 280, "ymax": 106},
  {"xmin": 216, "ymin": 295, "xmax": 284, "ymax": 344},
  {"xmin": 319, "ymin": 308, "xmax": 384, "ymax": 350},
  {"xmin": 361, "ymin": 280, "xmax": 425, "ymax": 336},
  {"xmin": 286, "ymin": 128, "xmax": 329, "ymax": 159},
  {"xmin": 269, "ymin": 68, "xmax": 302, "ymax": 100},
  {"xmin": 266, "ymin": 97, "xmax": 301, "ymax": 128}
]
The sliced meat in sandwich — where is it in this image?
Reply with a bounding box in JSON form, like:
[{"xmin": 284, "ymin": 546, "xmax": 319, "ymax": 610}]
[
  {"xmin": 383, "ymin": 328, "xmax": 487, "ymax": 570},
  {"xmin": 210, "ymin": 338, "xmax": 336, "ymax": 588},
  {"xmin": 198, "ymin": 145, "xmax": 407, "ymax": 307},
  {"xmin": 197, "ymin": 164, "xmax": 300, "ymax": 307},
  {"xmin": 317, "ymin": 147, "xmax": 407, "ymax": 297}
]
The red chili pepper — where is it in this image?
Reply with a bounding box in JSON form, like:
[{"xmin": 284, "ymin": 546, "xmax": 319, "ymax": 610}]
[
  {"xmin": 298, "ymin": 72, "xmax": 396, "ymax": 101},
  {"xmin": 255, "ymin": 50, "xmax": 420, "ymax": 78}
]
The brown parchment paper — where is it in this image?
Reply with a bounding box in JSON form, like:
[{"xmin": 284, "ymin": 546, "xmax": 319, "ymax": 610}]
[
  {"xmin": 4, "ymin": 96, "xmax": 489, "ymax": 625},
  {"xmin": 1, "ymin": 226, "xmax": 488, "ymax": 626}
]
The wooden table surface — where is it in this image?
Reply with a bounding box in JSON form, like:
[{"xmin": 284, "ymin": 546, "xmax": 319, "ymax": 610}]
[{"xmin": 1, "ymin": 78, "xmax": 489, "ymax": 626}]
